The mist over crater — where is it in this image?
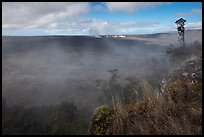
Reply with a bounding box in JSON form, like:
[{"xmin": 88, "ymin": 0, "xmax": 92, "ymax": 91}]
[{"xmin": 2, "ymin": 29, "xmax": 202, "ymax": 110}]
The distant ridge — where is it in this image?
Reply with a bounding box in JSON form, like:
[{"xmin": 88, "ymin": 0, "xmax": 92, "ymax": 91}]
[{"xmin": 2, "ymin": 29, "xmax": 201, "ymax": 37}]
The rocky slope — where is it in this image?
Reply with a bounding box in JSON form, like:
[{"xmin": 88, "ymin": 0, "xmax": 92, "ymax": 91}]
[{"xmin": 89, "ymin": 56, "xmax": 202, "ymax": 135}]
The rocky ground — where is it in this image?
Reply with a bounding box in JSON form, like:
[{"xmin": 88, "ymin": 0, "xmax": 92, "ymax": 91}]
[{"xmin": 89, "ymin": 56, "xmax": 202, "ymax": 135}]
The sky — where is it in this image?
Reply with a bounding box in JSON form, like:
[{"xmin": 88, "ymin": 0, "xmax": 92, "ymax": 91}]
[{"xmin": 2, "ymin": 2, "xmax": 202, "ymax": 36}]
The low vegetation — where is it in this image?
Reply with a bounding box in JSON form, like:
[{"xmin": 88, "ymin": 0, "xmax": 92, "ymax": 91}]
[
  {"xmin": 166, "ymin": 41, "xmax": 202, "ymax": 65},
  {"xmin": 2, "ymin": 101, "xmax": 89, "ymax": 135},
  {"xmin": 88, "ymin": 104, "xmax": 112, "ymax": 135},
  {"xmin": 89, "ymin": 41, "xmax": 202, "ymax": 135}
]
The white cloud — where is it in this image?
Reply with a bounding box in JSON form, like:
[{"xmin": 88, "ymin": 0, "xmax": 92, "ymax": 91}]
[
  {"xmin": 111, "ymin": 21, "xmax": 159, "ymax": 28},
  {"xmin": 185, "ymin": 21, "xmax": 202, "ymax": 30},
  {"xmin": 88, "ymin": 19, "xmax": 111, "ymax": 35},
  {"xmin": 82, "ymin": 19, "xmax": 160, "ymax": 35},
  {"xmin": 191, "ymin": 9, "xmax": 202, "ymax": 14},
  {"xmin": 105, "ymin": 2, "xmax": 170, "ymax": 13},
  {"xmin": 175, "ymin": 8, "xmax": 202, "ymax": 16},
  {"xmin": 3, "ymin": 2, "xmax": 201, "ymax": 36},
  {"xmin": 2, "ymin": 2, "xmax": 91, "ymax": 29},
  {"xmin": 108, "ymin": 21, "xmax": 160, "ymax": 34}
]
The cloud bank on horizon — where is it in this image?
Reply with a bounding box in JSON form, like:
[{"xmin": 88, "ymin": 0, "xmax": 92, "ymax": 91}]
[{"xmin": 2, "ymin": 2, "xmax": 202, "ymax": 36}]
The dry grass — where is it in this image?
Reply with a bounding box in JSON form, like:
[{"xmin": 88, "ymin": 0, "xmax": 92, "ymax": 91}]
[
  {"xmin": 105, "ymin": 78, "xmax": 202, "ymax": 135},
  {"xmin": 89, "ymin": 43, "xmax": 202, "ymax": 135},
  {"xmin": 90, "ymin": 77, "xmax": 202, "ymax": 135}
]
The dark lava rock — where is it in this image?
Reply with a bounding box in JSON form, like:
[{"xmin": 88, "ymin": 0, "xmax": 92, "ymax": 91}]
[{"xmin": 161, "ymin": 56, "xmax": 202, "ymax": 103}]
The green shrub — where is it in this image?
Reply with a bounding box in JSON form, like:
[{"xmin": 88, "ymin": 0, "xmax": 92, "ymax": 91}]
[{"xmin": 89, "ymin": 104, "xmax": 112, "ymax": 135}]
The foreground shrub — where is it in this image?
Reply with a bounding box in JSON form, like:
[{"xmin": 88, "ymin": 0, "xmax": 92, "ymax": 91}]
[
  {"xmin": 90, "ymin": 56, "xmax": 202, "ymax": 135},
  {"xmin": 88, "ymin": 104, "xmax": 112, "ymax": 135}
]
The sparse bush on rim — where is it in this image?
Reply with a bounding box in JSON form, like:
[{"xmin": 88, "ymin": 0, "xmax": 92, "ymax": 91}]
[{"xmin": 90, "ymin": 43, "xmax": 202, "ymax": 135}]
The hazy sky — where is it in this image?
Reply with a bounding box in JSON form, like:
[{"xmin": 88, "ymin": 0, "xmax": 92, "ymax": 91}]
[{"xmin": 2, "ymin": 2, "xmax": 202, "ymax": 36}]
